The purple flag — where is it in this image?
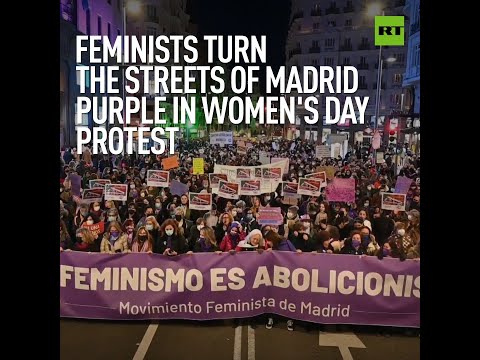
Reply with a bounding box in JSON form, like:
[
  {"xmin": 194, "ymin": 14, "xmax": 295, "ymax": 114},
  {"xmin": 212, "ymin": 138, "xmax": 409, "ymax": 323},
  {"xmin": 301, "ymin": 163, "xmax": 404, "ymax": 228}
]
[
  {"xmin": 170, "ymin": 180, "xmax": 189, "ymax": 196},
  {"xmin": 394, "ymin": 176, "xmax": 413, "ymax": 194},
  {"xmin": 60, "ymin": 252, "xmax": 420, "ymax": 327}
]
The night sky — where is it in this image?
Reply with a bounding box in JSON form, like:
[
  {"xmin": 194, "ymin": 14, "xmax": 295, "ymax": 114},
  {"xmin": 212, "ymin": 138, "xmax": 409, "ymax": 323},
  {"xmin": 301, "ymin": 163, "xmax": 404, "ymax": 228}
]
[{"xmin": 188, "ymin": 0, "xmax": 291, "ymax": 95}]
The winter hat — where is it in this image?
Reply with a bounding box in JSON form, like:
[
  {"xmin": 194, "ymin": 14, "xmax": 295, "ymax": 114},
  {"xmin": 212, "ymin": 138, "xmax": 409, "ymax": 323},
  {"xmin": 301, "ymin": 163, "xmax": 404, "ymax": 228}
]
[{"xmin": 229, "ymin": 223, "xmax": 240, "ymax": 232}]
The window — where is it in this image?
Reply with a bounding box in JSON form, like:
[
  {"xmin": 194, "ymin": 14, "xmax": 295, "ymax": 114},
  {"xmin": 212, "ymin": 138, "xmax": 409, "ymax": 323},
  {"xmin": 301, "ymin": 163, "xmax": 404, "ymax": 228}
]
[
  {"xmin": 74, "ymin": 103, "xmax": 89, "ymax": 127},
  {"xmin": 413, "ymin": 44, "xmax": 420, "ymax": 67},
  {"xmin": 361, "ymin": 37, "xmax": 368, "ymax": 45},
  {"xmin": 312, "ymin": 59, "xmax": 319, "ymax": 66},
  {"xmin": 394, "ymin": 53, "xmax": 405, "ymax": 63},
  {"xmin": 344, "ymin": 38, "xmax": 351, "ymax": 46},
  {"xmin": 325, "ymin": 38, "xmax": 335, "ymax": 47},
  {"xmin": 324, "ymin": 57, "xmax": 334, "ymax": 66},
  {"xmin": 97, "ymin": 15, "xmax": 102, "ymax": 36},
  {"xmin": 360, "ymin": 56, "xmax": 367, "ymax": 64},
  {"xmin": 328, "ymin": 20, "xmax": 336, "ymax": 27},
  {"xmin": 312, "ymin": 40, "xmax": 319, "ymax": 47},
  {"xmin": 147, "ymin": 5, "xmax": 157, "ymax": 17},
  {"xmin": 76, "ymin": 65, "xmax": 90, "ymax": 88},
  {"xmin": 86, "ymin": 9, "xmax": 91, "ymax": 35},
  {"xmin": 359, "ymin": 76, "xmax": 366, "ymax": 86},
  {"xmin": 390, "ymin": 94, "xmax": 401, "ymax": 105},
  {"xmin": 343, "ymin": 57, "xmax": 350, "ymax": 65},
  {"xmin": 393, "ymin": 74, "xmax": 403, "ymax": 83},
  {"xmin": 108, "ymin": 23, "xmax": 111, "ymax": 43},
  {"xmin": 345, "ymin": 19, "xmax": 352, "ymax": 26},
  {"xmin": 146, "ymin": 26, "xmax": 157, "ymax": 37},
  {"xmin": 313, "ymin": 22, "xmax": 320, "ymax": 29}
]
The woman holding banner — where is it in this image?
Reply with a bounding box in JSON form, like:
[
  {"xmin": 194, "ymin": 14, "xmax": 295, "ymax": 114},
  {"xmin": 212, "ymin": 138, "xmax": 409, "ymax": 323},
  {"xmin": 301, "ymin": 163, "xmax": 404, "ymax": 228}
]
[
  {"xmin": 156, "ymin": 219, "xmax": 187, "ymax": 256},
  {"xmin": 100, "ymin": 221, "xmax": 130, "ymax": 254},
  {"xmin": 130, "ymin": 226, "xmax": 153, "ymax": 253},
  {"xmin": 192, "ymin": 226, "xmax": 219, "ymax": 253},
  {"xmin": 72, "ymin": 228, "xmax": 98, "ymax": 252}
]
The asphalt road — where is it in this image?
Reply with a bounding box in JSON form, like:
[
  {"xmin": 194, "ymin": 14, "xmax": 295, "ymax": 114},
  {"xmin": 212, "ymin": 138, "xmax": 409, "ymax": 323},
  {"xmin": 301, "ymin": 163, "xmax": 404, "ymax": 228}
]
[{"xmin": 60, "ymin": 318, "xmax": 420, "ymax": 360}]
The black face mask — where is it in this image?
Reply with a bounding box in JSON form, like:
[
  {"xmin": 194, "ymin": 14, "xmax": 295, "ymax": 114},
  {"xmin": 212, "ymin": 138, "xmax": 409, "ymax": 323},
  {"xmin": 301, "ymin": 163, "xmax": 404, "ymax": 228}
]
[
  {"xmin": 138, "ymin": 235, "xmax": 147, "ymax": 242},
  {"xmin": 128, "ymin": 209, "xmax": 136, "ymax": 214},
  {"xmin": 175, "ymin": 215, "xmax": 183, "ymax": 221}
]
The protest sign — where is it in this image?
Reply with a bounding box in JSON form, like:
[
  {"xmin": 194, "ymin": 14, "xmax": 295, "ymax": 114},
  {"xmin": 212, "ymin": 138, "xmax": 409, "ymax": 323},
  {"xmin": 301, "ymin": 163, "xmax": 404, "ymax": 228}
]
[
  {"xmin": 188, "ymin": 193, "xmax": 212, "ymax": 211},
  {"xmin": 305, "ymin": 171, "xmax": 327, "ymax": 188},
  {"xmin": 210, "ymin": 132, "xmax": 233, "ymax": 146},
  {"xmin": 315, "ymin": 145, "xmax": 330, "ymax": 159},
  {"xmin": 239, "ymin": 180, "xmax": 262, "ymax": 196},
  {"xmin": 60, "ymin": 252, "xmax": 420, "ymax": 327},
  {"xmin": 146, "ymin": 170, "xmax": 169, "ymax": 187},
  {"xmin": 236, "ymin": 168, "xmax": 252, "ymax": 180},
  {"xmin": 297, "ymin": 178, "xmax": 322, "ymax": 197},
  {"xmin": 257, "ymin": 207, "xmax": 284, "ymax": 225},
  {"xmin": 162, "ymin": 155, "xmax": 180, "ymax": 170},
  {"xmin": 271, "ymin": 157, "xmax": 289, "ymax": 174},
  {"xmin": 254, "ymin": 168, "xmax": 262, "ymax": 179},
  {"xmin": 89, "ymin": 179, "xmax": 111, "ymax": 189},
  {"xmin": 325, "ymin": 178, "xmax": 356, "ymax": 202},
  {"xmin": 258, "ymin": 151, "xmax": 270, "ymax": 165},
  {"xmin": 394, "ymin": 176, "xmax": 413, "ymax": 194},
  {"xmin": 208, "ymin": 173, "xmax": 228, "ymax": 188},
  {"xmin": 381, "ymin": 193, "xmax": 407, "ymax": 211},
  {"xmin": 262, "ymin": 167, "xmax": 282, "ymax": 181},
  {"xmin": 170, "ymin": 180, "xmax": 189, "ymax": 196},
  {"xmin": 193, "ymin": 158, "xmax": 205, "ymax": 175},
  {"xmin": 69, "ymin": 174, "xmax": 82, "ymax": 197},
  {"xmin": 104, "ymin": 184, "xmax": 128, "ymax": 201},
  {"xmin": 218, "ymin": 181, "xmax": 239, "ymax": 199},
  {"xmin": 316, "ymin": 166, "xmax": 336, "ymax": 180},
  {"xmin": 81, "ymin": 188, "xmax": 104, "ymax": 203},
  {"xmin": 81, "ymin": 221, "xmax": 105, "ymax": 238},
  {"xmin": 281, "ymin": 182, "xmax": 299, "ymax": 197}
]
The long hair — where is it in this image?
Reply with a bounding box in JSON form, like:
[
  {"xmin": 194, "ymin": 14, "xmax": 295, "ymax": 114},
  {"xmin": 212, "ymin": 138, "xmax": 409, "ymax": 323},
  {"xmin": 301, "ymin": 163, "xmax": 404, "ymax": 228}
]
[
  {"xmin": 105, "ymin": 221, "xmax": 124, "ymax": 235},
  {"xmin": 201, "ymin": 226, "xmax": 217, "ymax": 247},
  {"xmin": 264, "ymin": 230, "xmax": 284, "ymax": 250},
  {"xmin": 132, "ymin": 226, "xmax": 153, "ymax": 252},
  {"xmin": 146, "ymin": 215, "xmax": 160, "ymax": 229},
  {"xmin": 76, "ymin": 227, "xmax": 95, "ymax": 245},
  {"xmin": 160, "ymin": 219, "xmax": 180, "ymax": 237}
]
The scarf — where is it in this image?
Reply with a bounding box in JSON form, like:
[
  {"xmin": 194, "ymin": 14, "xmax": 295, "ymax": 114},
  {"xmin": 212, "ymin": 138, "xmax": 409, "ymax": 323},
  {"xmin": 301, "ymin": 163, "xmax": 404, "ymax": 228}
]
[{"xmin": 132, "ymin": 240, "xmax": 150, "ymax": 253}]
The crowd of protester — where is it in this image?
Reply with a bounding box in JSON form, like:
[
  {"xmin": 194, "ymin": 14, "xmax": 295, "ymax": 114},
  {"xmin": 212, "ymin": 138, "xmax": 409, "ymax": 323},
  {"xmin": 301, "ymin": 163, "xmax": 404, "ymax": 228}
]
[{"xmin": 60, "ymin": 137, "xmax": 420, "ymax": 332}]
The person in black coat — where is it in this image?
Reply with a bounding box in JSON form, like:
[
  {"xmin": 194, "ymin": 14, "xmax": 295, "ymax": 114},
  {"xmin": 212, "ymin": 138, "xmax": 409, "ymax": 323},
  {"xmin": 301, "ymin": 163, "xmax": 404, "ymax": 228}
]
[
  {"xmin": 341, "ymin": 231, "xmax": 367, "ymax": 255},
  {"xmin": 372, "ymin": 209, "xmax": 395, "ymax": 246},
  {"xmin": 187, "ymin": 218, "xmax": 206, "ymax": 251},
  {"xmin": 155, "ymin": 219, "xmax": 188, "ymax": 255}
]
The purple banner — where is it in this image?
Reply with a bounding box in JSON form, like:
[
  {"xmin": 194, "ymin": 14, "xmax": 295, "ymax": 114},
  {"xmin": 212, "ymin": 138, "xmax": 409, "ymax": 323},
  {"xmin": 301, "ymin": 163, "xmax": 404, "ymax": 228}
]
[
  {"xmin": 60, "ymin": 252, "xmax": 420, "ymax": 327},
  {"xmin": 394, "ymin": 176, "xmax": 413, "ymax": 194}
]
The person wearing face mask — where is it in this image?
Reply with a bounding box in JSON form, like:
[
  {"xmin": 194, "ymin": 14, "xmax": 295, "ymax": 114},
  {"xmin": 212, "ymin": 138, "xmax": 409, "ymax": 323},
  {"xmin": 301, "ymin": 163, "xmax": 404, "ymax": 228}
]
[
  {"xmin": 188, "ymin": 218, "xmax": 206, "ymax": 251},
  {"xmin": 105, "ymin": 208, "xmax": 121, "ymax": 227},
  {"xmin": 144, "ymin": 216, "xmax": 160, "ymax": 248},
  {"xmin": 219, "ymin": 223, "xmax": 242, "ymax": 252},
  {"xmin": 122, "ymin": 219, "xmax": 136, "ymax": 246},
  {"xmin": 314, "ymin": 230, "xmax": 335, "ymax": 254},
  {"xmin": 72, "ymin": 228, "xmax": 98, "ymax": 252},
  {"xmin": 203, "ymin": 204, "xmax": 219, "ymax": 229},
  {"xmin": 103, "ymin": 200, "xmax": 116, "ymax": 219},
  {"xmin": 357, "ymin": 209, "xmax": 372, "ymax": 231},
  {"xmin": 192, "ymin": 226, "xmax": 219, "ymax": 253},
  {"xmin": 89, "ymin": 202, "xmax": 104, "ymax": 222},
  {"xmin": 174, "ymin": 207, "xmax": 193, "ymax": 239},
  {"xmin": 372, "ymin": 209, "xmax": 395, "ymax": 247},
  {"xmin": 156, "ymin": 219, "xmax": 187, "ymax": 255},
  {"xmin": 131, "ymin": 226, "xmax": 153, "ymax": 253},
  {"xmin": 135, "ymin": 206, "xmax": 155, "ymax": 231},
  {"xmin": 235, "ymin": 229, "xmax": 265, "ymax": 252},
  {"xmin": 179, "ymin": 194, "xmax": 192, "ymax": 221},
  {"xmin": 284, "ymin": 205, "xmax": 300, "ymax": 237},
  {"xmin": 314, "ymin": 202, "xmax": 329, "ymax": 231},
  {"xmin": 333, "ymin": 207, "xmax": 353, "ymax": 240},
  {"xmin": 340, "ymin": 231, "xmax": 367, "ymax": 255},
  {"xmin": 289, "ymin": 219, "xmax": 315, "ymax": 252},
  {"xmin": 387, "ymin": 221, "xmax": 413, "ymax": 259},
  {"xmin": 240, "ymin": 207, "xmax": 261, "ymax": 234},
  {"xmin": 215, "ymin": 212, "xmax": 234, "ymax": 243},
  {"xmin": 359, "ymin": 226, "xmax": 379, "ymax": 255},
  {"xmin": 100, "ymin": 221, "xmax": 130, "ymax": 253},
  {"xmin": 73, "ymin": 203, "xmax": 90, "ymax": 230},
  {"xmin": 60, "ymin": 219, "xmax": 72, "ymax": 251}
]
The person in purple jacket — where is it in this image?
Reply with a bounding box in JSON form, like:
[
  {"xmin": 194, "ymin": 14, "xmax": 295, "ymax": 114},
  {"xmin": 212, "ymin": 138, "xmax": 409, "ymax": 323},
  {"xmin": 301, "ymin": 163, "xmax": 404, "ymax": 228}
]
[{"xmin": 263, "ymin": 230, "xmax": 296, "ymax": 331}]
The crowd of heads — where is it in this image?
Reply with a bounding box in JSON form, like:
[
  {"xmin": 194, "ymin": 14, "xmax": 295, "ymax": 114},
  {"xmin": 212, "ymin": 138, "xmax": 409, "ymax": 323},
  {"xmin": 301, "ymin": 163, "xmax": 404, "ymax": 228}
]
[{"xmin": 60, "ymin": 137, "xmax": 420, "ymax": 260}]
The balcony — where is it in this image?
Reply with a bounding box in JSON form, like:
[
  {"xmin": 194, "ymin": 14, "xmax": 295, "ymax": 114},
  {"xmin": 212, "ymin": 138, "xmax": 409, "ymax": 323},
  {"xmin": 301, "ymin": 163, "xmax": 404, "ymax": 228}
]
[
  {"xmin": 325, "ymin": 7, "xmax": 340, "ymax": 15},
  {"xmin": 60, "ymin": 2, "xmax": 75, "ymax": 24},
  {"xmin": 357, "ymin": 63, "xmax": 369, "ymax": 70},
  {"xmin": 324, "ymin": 46, "xmax": 335, "ymax": 51},
  {"xmin": 373, "ymin": 82, "xmax": 386, "ymax": 89},
  {"xmin": 358, "ymin": 43, "xmax": 371, "ymax": 50},
  {"xmin": 343, "ymin": 5, "xmax": 355, "ymax": 13},
  {"xmin": 146, "ymin": 14, "xmax": 159, "ymax": 23},
  {"xmin": 410, "ymin": 21, "xmax": 420, "ymax": 35},
  {"xmin": 395, "ymin": 0, "xmax": 406, "ymax": 7},
  {"xmin": 309, "ymin": 46, "xmax": 321, "ymax": 53},
  {"xmin": 310, "ymin": 9, "xmax": 322, "ymax": 16},
  {"xmin": 358, "ymin": 84, "xmax": 368, "ymax": 90},
  {"xmin": 288, "ymin": 48, "xmax": 302, "ymax": 59},
  {"xmin": 340, "ymin": 44, "xmax": 353, "ymax": 51}
]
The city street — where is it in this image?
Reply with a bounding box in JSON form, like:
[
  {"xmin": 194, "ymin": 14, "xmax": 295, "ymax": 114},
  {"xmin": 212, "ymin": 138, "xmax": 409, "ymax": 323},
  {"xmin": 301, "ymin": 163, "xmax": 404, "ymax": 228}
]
[{"xmin": 60, "ymin": 318, "xmax": 419, "ymax": 360}]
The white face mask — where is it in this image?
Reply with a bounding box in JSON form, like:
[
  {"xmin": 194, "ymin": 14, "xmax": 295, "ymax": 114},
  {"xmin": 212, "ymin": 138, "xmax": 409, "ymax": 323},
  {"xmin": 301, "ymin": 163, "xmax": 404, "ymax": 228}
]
[
  {"xmin": 165, "ymin": 229, "xmax": 174, "ymax": 236},
  {"xmin": 86, "ymin": 220, "xmax": 94, "ymax": 225},
  {"xmin": 197, "ymin": 225, "xmax": 204, "ymax": 231},
  {"xmin": 408, "ymin": 215, "xmax": 413, "ymax": 221},
  {"xmin": 93, "ymin": 206, "xmax": 100, "ymax": 211},
  {"xmin": 397, "ymin": 229, "xmax": 405, "ymax": 236}
]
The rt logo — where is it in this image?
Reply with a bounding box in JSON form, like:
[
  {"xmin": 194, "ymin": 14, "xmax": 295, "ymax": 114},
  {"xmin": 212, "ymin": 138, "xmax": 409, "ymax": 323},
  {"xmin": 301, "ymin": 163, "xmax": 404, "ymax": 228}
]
[{"xmin": 375, "ymin": 16, "xmax": 404, "ymax": 46}]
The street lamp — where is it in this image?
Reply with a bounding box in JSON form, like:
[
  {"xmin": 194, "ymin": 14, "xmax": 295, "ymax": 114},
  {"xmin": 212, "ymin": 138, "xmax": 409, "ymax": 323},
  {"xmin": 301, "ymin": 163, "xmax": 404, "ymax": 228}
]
[
  {"xmin": 367, "ymin": 3, "xmax": 396, "ymax": 165},
  {"xmin": 121, "ymin": 0, "xmax": 141, "ymax": 153}
]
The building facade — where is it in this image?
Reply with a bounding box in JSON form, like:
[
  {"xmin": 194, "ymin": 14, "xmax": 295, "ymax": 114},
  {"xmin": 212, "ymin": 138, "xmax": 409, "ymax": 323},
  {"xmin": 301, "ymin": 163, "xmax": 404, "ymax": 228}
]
[
  {"xmin": 285, "ymin": 0, "xmax": 409, "ymax": 149},
  {"xmin": 402, "ymin": 0, "xmax": 420, "ymax": 153},
  {"xmin": 60, "ymin": 0, "xmax": 124, "ymax": 148}
]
